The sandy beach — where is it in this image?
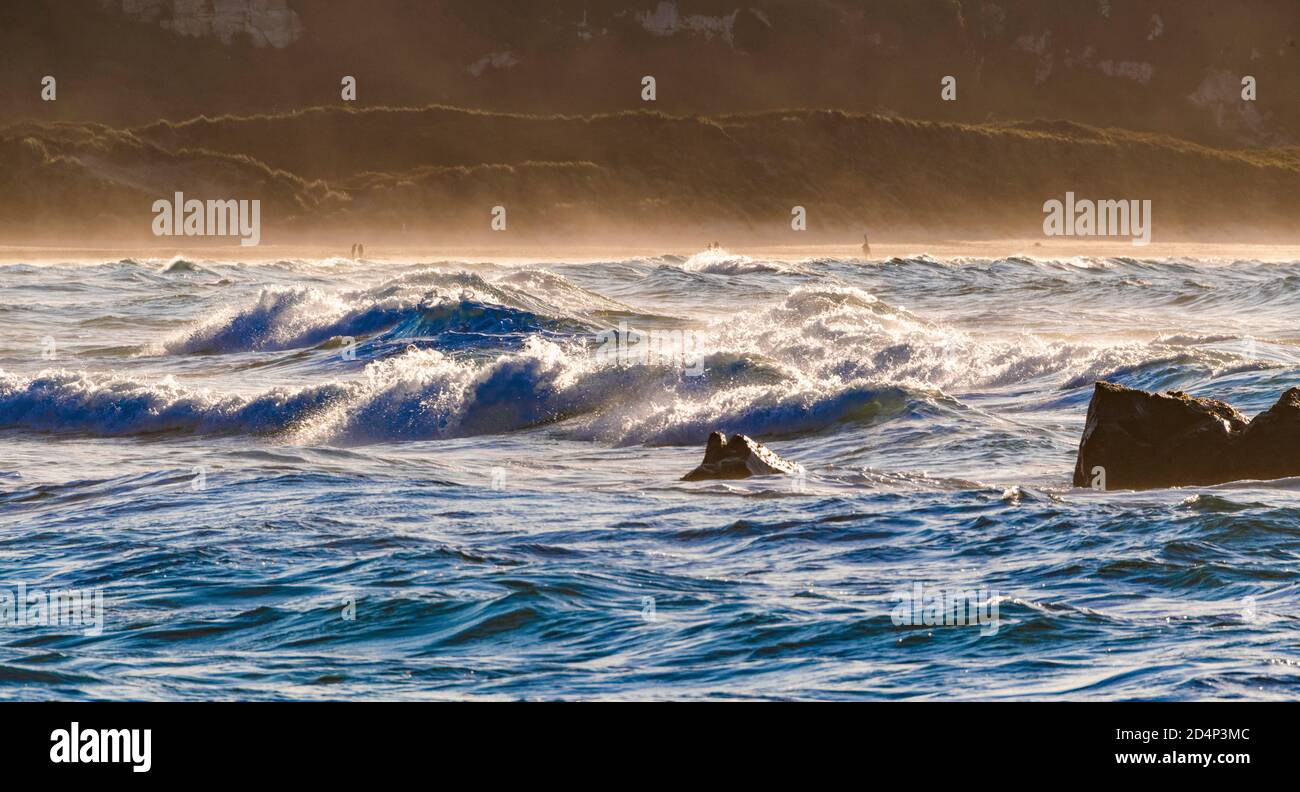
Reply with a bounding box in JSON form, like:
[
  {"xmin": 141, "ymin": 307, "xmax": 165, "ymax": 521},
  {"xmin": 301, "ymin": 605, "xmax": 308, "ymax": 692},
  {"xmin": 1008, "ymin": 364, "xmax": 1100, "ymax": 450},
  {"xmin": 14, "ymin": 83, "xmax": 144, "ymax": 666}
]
[{"xmin": 5, "ymin": 237, "xmax": 1300, "ymax": 265}]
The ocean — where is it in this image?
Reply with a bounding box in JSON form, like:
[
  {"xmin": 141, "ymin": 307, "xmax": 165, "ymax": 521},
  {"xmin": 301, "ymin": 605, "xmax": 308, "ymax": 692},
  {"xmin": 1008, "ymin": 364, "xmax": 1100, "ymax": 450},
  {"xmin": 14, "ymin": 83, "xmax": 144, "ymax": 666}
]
[{"xmin": 1, "ymin": 250, "xmax": 1298, "ymax": 700}]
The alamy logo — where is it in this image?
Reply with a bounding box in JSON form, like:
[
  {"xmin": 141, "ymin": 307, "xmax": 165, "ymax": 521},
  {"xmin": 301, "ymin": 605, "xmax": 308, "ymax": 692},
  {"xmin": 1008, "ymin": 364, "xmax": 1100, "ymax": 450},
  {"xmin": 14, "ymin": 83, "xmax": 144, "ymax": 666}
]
[
  {"xmin": 890, "ymin": 582, "xmax": 1000, "ymax": 636},
  {"xmin": 50, "ymin": 722, "xmax": 151, "ymax": 773},
  {"xmin": 1043, "ymin": 191, "xmax": 1151, "ymax": 246},
  {"xmin": 152, "ymin": 192, "xmax": 261, "ymax": 246},
  {"xmin": 594, "ymin": 321, "xmax": 705, "ymax": 376},
  {"xmin": 1, "ymin": 583, "xmax": 104, "ymax": 636}
]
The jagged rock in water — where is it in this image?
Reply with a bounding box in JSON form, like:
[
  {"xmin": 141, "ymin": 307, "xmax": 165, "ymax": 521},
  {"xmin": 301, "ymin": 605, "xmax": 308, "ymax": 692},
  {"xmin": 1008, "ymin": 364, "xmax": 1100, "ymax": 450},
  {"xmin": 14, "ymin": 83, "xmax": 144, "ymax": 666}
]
[
  {"xmin": 682, "ymin": 432, "xmax": 801, "ymax": 481},
  {"xmin": 1073, "ymin": 381, "xmax": 1300, "ymax": 490}
]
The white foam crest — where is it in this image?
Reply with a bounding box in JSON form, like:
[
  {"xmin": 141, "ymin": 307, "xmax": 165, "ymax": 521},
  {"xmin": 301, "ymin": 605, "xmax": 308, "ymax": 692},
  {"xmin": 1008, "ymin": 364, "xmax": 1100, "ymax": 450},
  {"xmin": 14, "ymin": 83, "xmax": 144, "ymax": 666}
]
[
  {"xmin": 7, "ymin": 274, "xmax": 1280, "ymax": 447},
  {"xmin": 675, "ymin": 284, "xmax": 1271, "ymax": 395},
  {"xmin": 678, "ymin": 248, "xmax": 791, "ymax": 275},
  {"xmin": 155, "ymin": 268, "xmax": 615, "ymax": 355}
]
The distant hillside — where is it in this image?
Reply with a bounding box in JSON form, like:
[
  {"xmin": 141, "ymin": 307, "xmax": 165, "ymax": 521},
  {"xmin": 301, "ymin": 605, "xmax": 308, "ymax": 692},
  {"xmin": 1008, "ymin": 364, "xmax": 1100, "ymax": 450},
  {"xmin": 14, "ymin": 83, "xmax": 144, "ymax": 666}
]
[
  {"xmin": 3, "ymin": 105, "xmax": 1297, "ymax": 244},
  {"xmin": 2, "ymin": 0, "xmax": 1297, "ymax": 147}
]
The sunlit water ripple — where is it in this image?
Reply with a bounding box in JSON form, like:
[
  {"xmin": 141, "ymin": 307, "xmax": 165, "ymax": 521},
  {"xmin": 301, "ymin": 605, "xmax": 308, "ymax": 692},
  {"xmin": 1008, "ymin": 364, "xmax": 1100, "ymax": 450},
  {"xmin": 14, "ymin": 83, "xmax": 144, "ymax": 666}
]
[{"xmin": 1, "ymin": 251, "xmax": 1298, "ymax": 699}]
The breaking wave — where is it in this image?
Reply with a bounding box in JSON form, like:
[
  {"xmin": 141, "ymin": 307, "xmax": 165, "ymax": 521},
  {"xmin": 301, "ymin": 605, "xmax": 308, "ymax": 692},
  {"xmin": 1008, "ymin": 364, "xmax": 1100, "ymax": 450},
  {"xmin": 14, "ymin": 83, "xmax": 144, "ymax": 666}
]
[
  {"xmin": 675, "ymin": 248, "xmax": 795, "ymax": 275},
  {"xmin": 2, "ymin": 275, "xmax": 1271, "ymax": 446},
  {"xmin": 0, "ymin": 343, "xmax": 922, "ymax": 446},
  {"xmin": 157, "ymin": 269, "xmax": 619, "ymax": 355}
]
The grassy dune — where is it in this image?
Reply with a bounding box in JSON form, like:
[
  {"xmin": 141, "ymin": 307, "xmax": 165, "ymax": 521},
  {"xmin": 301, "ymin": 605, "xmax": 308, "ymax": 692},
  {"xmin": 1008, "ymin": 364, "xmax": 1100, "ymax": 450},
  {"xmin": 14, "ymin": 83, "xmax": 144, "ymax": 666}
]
[{"xmin": 3, "ymin": 105, "xmax": 1298, "ymax": 244}]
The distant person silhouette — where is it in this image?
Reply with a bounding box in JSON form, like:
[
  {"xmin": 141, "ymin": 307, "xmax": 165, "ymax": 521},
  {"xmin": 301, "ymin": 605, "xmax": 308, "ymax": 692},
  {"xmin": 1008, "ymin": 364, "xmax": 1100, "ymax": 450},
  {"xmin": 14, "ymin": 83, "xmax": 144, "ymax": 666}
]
[
  {"xmin": 349, "ymin": 243, "xmax": 357, "ymax": 259},
  {"xmin": 357, "ymin": 243, "xmax": 364, "ymax": 259},
  {"xmin": 862, "ymin": 232, "xmax": 871, "ymax": 256}
]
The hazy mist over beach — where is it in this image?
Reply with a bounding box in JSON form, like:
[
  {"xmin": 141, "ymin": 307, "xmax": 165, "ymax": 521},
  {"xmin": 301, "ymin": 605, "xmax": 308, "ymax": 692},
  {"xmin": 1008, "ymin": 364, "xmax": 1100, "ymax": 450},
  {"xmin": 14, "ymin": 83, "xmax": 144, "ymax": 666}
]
[{"xmin": 2, "ymin": 0, "xmax": 1298, "ymax": 247}]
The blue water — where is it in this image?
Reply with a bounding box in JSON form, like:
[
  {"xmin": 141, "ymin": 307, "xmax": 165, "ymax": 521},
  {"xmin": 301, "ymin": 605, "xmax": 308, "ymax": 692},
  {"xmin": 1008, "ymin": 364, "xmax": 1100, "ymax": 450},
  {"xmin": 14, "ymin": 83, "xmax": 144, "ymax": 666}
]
[{"xmin": 2, "ymin": 250, "xmax": 1299, "ymax": 699}]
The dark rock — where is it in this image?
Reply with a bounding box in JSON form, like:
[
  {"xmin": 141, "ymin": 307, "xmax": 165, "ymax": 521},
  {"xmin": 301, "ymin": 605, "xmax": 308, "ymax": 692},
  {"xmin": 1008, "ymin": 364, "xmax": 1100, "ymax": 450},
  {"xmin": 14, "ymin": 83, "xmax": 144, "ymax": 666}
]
[
  {"xmin": 682, "ymin": 432, "xmax": 801, "ymax": 481},
  {"xmin": 1073, "ymin": 381, "xmax": 1300, "ymax": 490}
]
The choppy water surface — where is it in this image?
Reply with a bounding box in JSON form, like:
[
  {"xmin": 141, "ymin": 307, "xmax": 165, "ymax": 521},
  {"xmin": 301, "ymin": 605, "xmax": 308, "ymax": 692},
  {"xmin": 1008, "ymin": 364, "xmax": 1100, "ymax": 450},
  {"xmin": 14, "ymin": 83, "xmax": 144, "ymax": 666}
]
[{"xmin": 2, "ymin": 250, "xmax": 1298, "ymax": 699}]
